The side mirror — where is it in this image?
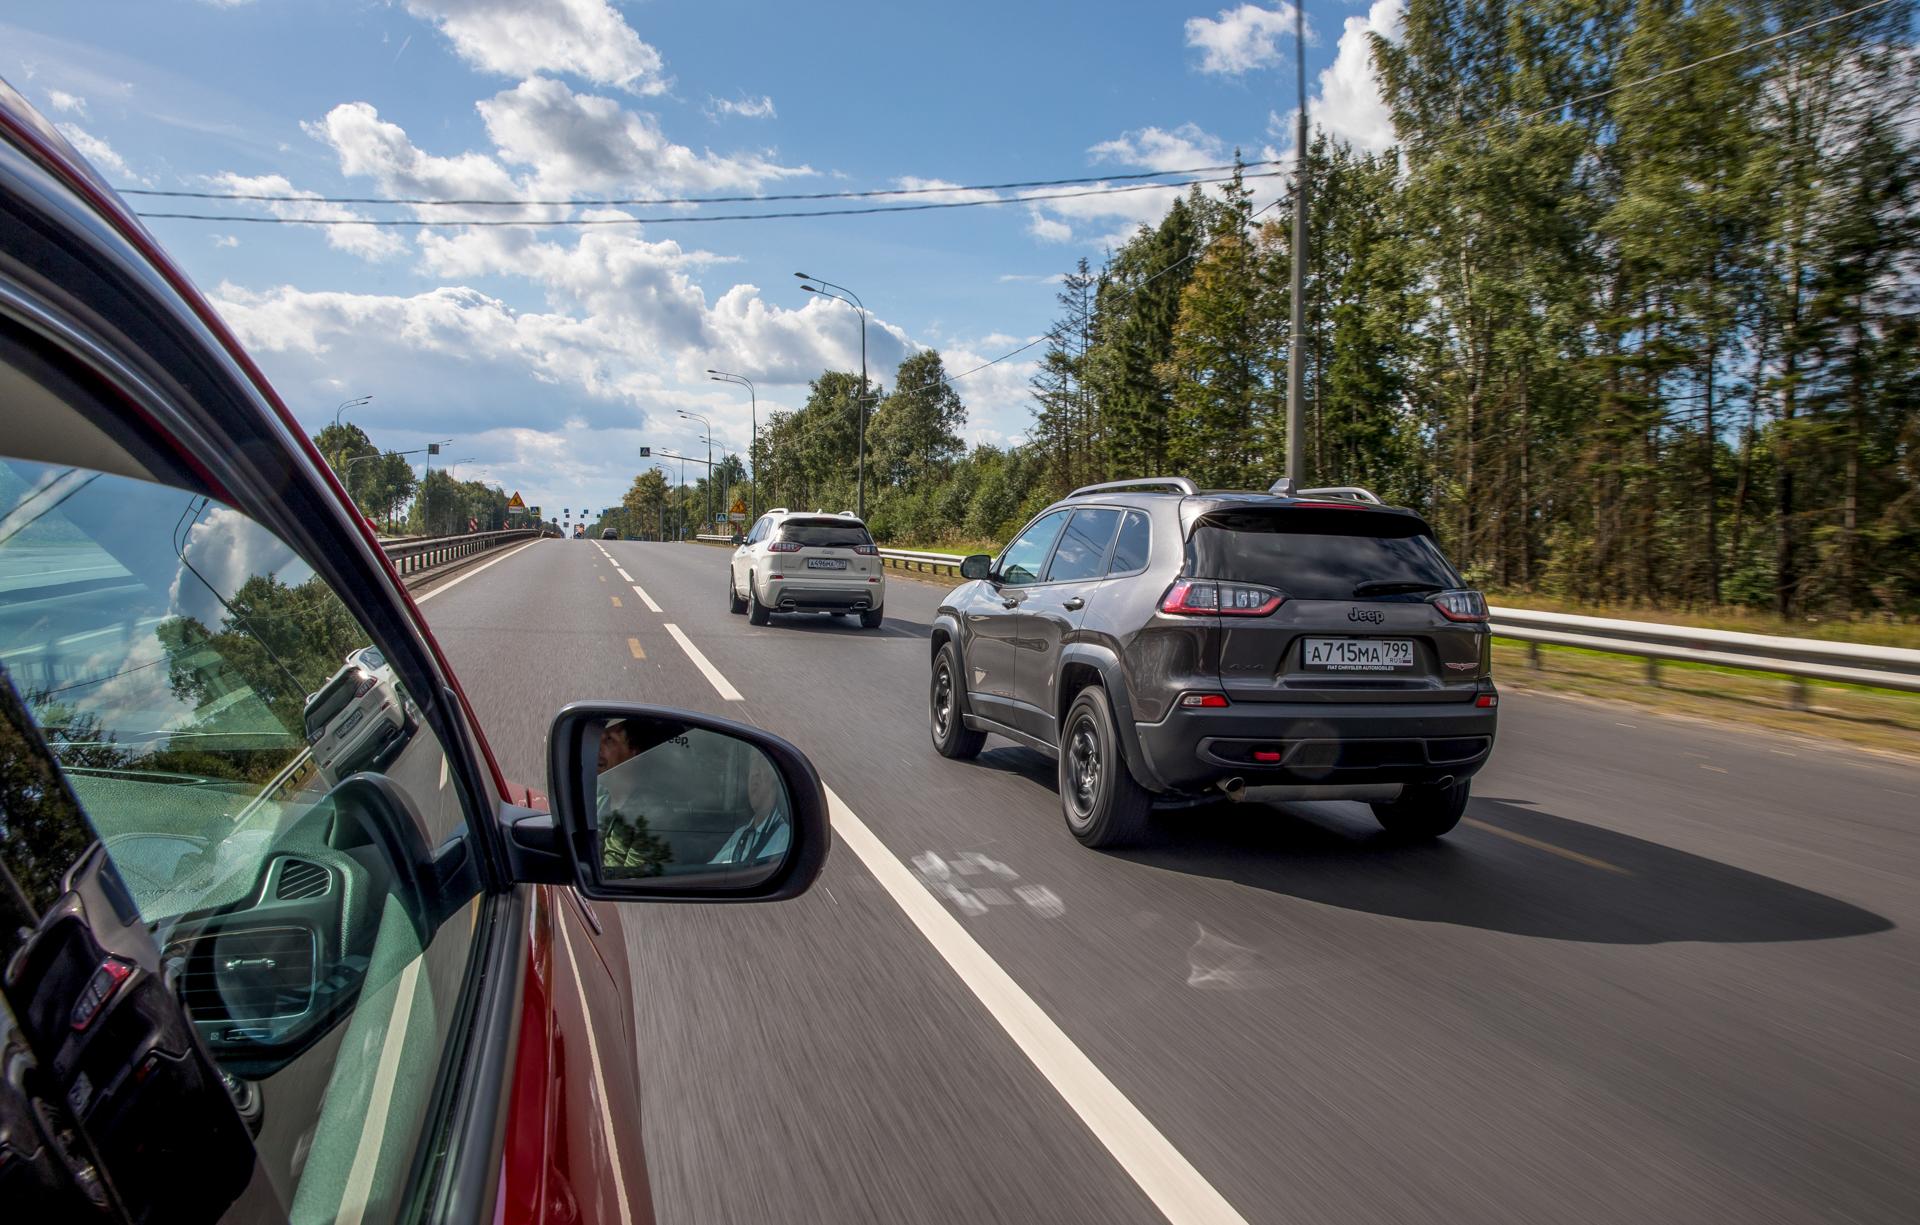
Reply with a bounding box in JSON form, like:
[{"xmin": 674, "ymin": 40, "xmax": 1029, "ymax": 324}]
[
  {"xmin": 514, "ymin": 704, "xmax": 829, "ymax": 902},
  {"xmin": 959, "ymin": 554, "xmax": 993, "ymax": 581}
]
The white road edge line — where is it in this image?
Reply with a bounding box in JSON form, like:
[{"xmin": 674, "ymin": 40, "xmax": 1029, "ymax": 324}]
[
  {"xmin": 556, "ymin": 913, "xmax": 635, "ymax": 1224},
  {"xmin": 629, "ymin": 583, "xmax": 662, "ymax": 613},
  {"xmin": 826, "ymin": 785, "xmax": 1248, "ymax": 1225},
  {"xmin": 663, "ymin": 623, "xmax": 742, "ymax": 700},
  {"xmin": 413, "ymin": 538, "xmax": 541, "ymax": 603},
  {"xmin": 335, "ymin": 958, "xmax": 423, "ymax": 1225}
]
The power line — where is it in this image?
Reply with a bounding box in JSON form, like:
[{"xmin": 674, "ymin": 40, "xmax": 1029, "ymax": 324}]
[
  {"xmin": 120, "ymin": 159, "xmax": 1284, "ymax": 208},
  {"xmin": 136, "ymin": 170, "xmax": 1284, "ymax": 228}
]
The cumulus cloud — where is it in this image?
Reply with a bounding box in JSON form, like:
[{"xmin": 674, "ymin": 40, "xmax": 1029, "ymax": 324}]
[
  {"xmin": 402, "ymin": 0, "xmax": 670, "ymax": 94},
  {"xmin": 886, "ymin": 176, "xmax": 1002, "ymax": 205},
  {"xmin": 1026, "ymin": 210, "xmax": 1074, "ymax": 243},
  {"xmin": 46, "ymin": 89, "xmax": 87, "ymax": 116},
  {"xmin": 1314, "ymin": 0, "xmax": 1402, "ymax": 153},
  {"xmin": 1023, "ymin": 122, "xmax": 1234, "ymax": 245},
  {"xmin": 56, "ymin": 123, "xmax": 143, "ymax": 183},
  {"xmin": 209, "ymin": 172, "xmax": 408, "ymax": 260},
  {"xmin": 1185, "ymin": 3, "xmax": 1303, "ymax": 76},
  {"xmin": 212, "ymin": 234, "xmax": 240, "ymax": 248},
  {"xmin": 997, "ymin": 273, "xmax": 1068, "ymax": 284},
  {"xmin": 706, "ymin": 94, "xmax": 777, "ymax": 121},
  {"xmin": 1089, "ymin": 123, "xmax": 1226, "ymax": 172}
]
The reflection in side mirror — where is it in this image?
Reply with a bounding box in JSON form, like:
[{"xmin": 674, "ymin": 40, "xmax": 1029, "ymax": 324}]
[
  {"xmin": 539, "ymin": 704, "xmax": 829, "ymax": 902},
  {"xmin": 959, "ymin": 554, "xmax": 993, "ymax": 581}
]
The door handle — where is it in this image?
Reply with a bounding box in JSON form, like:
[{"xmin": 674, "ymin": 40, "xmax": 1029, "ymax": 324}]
[
  {"xmin": 1001, "ymin": 597, "xmax": 1018, "ymax": 609},
  {"xmin": 1063, "ymin": 596, "xmax": 1085, "ymax": 611}
]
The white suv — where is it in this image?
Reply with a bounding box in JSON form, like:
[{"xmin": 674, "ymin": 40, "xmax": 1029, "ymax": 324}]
[
  {"xmin": 728, "ymin": 510, "xmax": 886, "ymax": 629},
  {"xmin": 302, "ymin": 646, "xmax": 414, "ymax": 785}
]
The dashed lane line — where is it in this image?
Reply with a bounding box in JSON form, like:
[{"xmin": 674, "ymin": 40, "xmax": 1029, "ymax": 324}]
[
  {"xmin": 1462, "ymin": 818, "xmax": 1628, "ymax": 874},
  {"xmin": 629, "ymin": 583, "xmax": 662, "ymax": 613},
  {"xmin": 662, "ymin": 623, "xmax": 742, "ymax": 700},
  {"xmin": 616, "ymin": 568, "xmax": 633, "ymax": 582}
]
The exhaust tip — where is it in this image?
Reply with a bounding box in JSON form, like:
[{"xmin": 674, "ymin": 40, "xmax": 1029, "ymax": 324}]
[{"xmin": 1217, "ymin": 776, "xmax": 1247, "ymax": 802}]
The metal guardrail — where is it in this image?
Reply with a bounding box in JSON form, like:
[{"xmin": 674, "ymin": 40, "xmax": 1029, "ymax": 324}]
[
  {"xmin": 691, "ymin": 537, "xmax": 1920, "ymax": 698},
  {"xmin": 384, "ymin": 528, "xmax": 539, "ymax": 578}
]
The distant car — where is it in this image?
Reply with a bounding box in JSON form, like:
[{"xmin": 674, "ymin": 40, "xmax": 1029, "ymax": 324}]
[
  {"xmin": 930, "ymin": 477, "xmax": 1497, "ymax": 847},
  {"xmin": 729, "ymin": 509, "xmax": 886, "ymax": 629},
  {"xmin": 303, "ymin": 652, "xmax": 411, "ymax": 786},
  {"xmin": 601, "ymin": 527, "xmax": 619, "ymax": 540}
]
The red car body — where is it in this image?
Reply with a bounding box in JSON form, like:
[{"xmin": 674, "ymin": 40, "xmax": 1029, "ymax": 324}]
[{"xmin": 0, "ymin": 79, "xmax": 651, "ymax": 1222}]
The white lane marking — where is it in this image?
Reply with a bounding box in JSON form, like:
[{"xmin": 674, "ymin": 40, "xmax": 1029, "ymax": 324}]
[
  {"xmin": 663, "ymin": 623, "xmax": 742, "ymax": 700},
  {"xmin": 629, "ymin": 583, "xmax": 662, "ymax": 613},
  {"xmin": 616, "ymin": 568, "xmax": 633, "ymax": 582},
  {"xmin": 413, "ymin": 538, "xmax": 540, "ymax": 603},
  {"xmin": 827, "ymin": 787, "xmax": 1249, "ymax": 1225},
  {"xmin": 336, "ymin": 957, "xmax": 423, "ymax": 1225},
  {"xmin": 556, "ymin": 914, "xmax": 635, "ymax": 1224}
]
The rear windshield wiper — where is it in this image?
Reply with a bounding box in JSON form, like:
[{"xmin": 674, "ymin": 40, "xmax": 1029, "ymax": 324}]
[{"xmin": 1352, "ymin": 580, "xmax": 1445, "ymax": 597}]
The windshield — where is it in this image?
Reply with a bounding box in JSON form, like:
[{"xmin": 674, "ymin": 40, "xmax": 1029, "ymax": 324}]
[{"xmin": 778, "ymin": 521, "xmax": 872, "ymax": 548}]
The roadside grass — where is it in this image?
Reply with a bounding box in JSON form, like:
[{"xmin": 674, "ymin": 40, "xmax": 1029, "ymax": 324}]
[{"xmin": 1492, "ymin": 638, "xmax": 1920, "ymax": 758}]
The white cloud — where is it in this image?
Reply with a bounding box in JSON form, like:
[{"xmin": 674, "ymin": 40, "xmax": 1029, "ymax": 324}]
[
  {"xmin": 1315, "ymin": 0, "xmax": 1402, "ymax": 153},
  {"xmin": 1185, "ymin": 3, "xmax": 1303, "ymax": 76},
  {"xmin": 209, "ymin": 173, "xmax": 408, "ymax": 260},
  {"xmin": 402, "ymin": 0, "xmax": 670, "ymax": 94},
  {"xmin": 212, "ymin": 234, "xmax": 240, "ymax": 248},
  {"xmin": 997, "ymin": 273, "xmax": 1068, "ymax": 284},
  {"xmin": 1089, "ymin": 123, "xmax": 1226, "ymax": 172},
  {"xmin": 46, "ymin": 88, "xmax": 87, "ymax": 116},
  {"xmin": 707, "ymin": 94, "xmax": 776, "ymax": 121},
  {"xmin": 886, "ymin": 176, "xmax": 1002, "ymax": 205},
  {"xmin": 55, "ymin": 123, "xmax": 142, "ymax": 183},
  {"xmin": 1026, "ymin": 210, "xmax": 1074, "ymax": 243}
]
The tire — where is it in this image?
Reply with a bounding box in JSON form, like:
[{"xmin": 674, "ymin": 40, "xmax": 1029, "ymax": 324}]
[
  {"xmin": 929, "ymin": 642, "xmax": 987, "ymax": 760},
  {"xmin": 728, "ymin": 570, "xmax": 747, "ymax": 615},
  {"xmin": 1369, "ymin": 779, "xmax": 1470, "ymax": 839},
  {"xmin": 860, "ymin": 607, "xmax": 884, "ymax": 630},
  {"xmin": 747, "ymin": 573, "xmax": 770, "ymax": 626},
  {"xmin": 1058, "ymin": 686, "xmax": 1151, "ymax": 848}
]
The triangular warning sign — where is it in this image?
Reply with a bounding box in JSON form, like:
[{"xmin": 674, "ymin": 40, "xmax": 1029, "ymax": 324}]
[{"xmin": 506, "ymin": 491, "xmax": 526, "ymax": 509}]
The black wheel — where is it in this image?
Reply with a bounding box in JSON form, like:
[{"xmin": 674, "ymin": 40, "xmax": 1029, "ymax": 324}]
[
  {"xmin": 1369, "ymin": 779, "xmax": 1470, "ymax": 839},
  {"xmin": 747, "ymin": 573, "xmax": 770, "ymax": 626},
  {"xmin": 929, "ymin": 642, "xmax": 986, "ymax": 760},
  {"xmin": 1059, "ymin": 687, "xmax": 1151, "ymax": 848},
  {"xmin": 728, "ymin": 570, "xmax": 747, "ymax": 614},
  {"xmin": 860, "ymin": 607, "xmax": 884, "ymax": 630}
]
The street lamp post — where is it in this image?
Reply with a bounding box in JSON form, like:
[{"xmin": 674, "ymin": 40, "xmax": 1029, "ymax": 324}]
[
  {"xmin": 678, "ymin": 409, "xmax": 714, "ymax": 533},
  {"xmin": 707, "ymin": 369, "xmax": 758, "ymax": 519},
  {"xmin": 334, "ymin": 394, "xmax": 371, "ymax": 429},
  {"xmin": 796, "ymin": 272, "xmax": 870, "ymax": 520}
]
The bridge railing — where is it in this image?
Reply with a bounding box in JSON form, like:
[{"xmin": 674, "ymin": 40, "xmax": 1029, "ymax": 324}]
[{"xmin": 385, "ymin": 528, "xmax": 539, "ymax": 579}]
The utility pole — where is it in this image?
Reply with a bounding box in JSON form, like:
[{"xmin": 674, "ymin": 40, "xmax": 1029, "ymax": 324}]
[{"xmin": 1285, "ymin": 2, "xmax": 1309, "ymax": 485}]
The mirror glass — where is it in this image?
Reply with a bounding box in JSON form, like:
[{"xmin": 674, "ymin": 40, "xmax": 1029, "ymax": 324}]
[
  {"xmin": 588, "ymin": 717, "xmax": 794, "ymax": 887},
  {"xmin": 960, "ymin": 554, "xmax": 992, "ymax": 581}
]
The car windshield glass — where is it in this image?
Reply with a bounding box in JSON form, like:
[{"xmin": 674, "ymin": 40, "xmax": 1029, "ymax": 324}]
[
  {"xmin": 1186, "ymin": 509, "xmax": 1459, "ymax": 600},
  {"xmin": 779, "ymin": 521, "xmax": 871, "ymax": 548}
]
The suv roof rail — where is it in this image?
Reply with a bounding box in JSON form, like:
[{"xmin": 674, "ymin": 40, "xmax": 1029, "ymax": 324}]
[
  {"xmin": 1295, "ymin": 485, "xmax": 1383, "ymax": 505},
  {"xmin": 765, "ymin": 507, "xmax": 788, "ymax": 515},
  {"xmin": 1068, "ymin": 477, "xmax": 1199, "ymax": 498}
]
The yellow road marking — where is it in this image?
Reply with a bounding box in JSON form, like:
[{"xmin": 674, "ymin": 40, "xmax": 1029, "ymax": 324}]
[
  {"xmin": 610, "ymin": 596, "xmax": 623, "ymax": 607},
  {"xmin": 627, "ymin": 637, "xmax": 645, "ymax": 659},
  {"xmin": 599, "ymin": 574, "xmax": 606, "ymax": 582},
  {"xmin": 1462, "ymin": 818, "xmax": 1629, "ymax": 875}
]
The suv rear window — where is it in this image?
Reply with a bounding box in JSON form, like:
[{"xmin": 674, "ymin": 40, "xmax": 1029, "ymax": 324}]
[
  {"xmin": 304, "ymin": 672, "xmax": 357, "ymax": 739},
  {"xmin": 1186, "ymin": 509, "xmax": 1459, "ymax": 600},
  {"xmin": 778, "ymin": 520, "xmax": 872, "ymax": 548}
]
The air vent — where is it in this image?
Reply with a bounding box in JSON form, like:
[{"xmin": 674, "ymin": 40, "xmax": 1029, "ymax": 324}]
[
  {"xmin": 169, "ymin": 926, "xmax": 316, "ymax": 1023},
  {"xmin": 276, "ymin": 859, "xmax": 330, "ymax": 901}
]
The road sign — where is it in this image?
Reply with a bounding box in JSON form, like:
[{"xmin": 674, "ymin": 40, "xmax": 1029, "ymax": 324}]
[
  {"xmin": 727, "ymin": 512, "xmax": 746, "ymax": 522},
  {"xmin": 507, "ymin": 491, "xmax": 526, "ymax": 510},
  {"xmin": 638, "ymin": 446, "xmax": 651, "ymax": 457},
  {"xmin": 730, "ymin": 500, "xmax": 746, "ymax": 516}
]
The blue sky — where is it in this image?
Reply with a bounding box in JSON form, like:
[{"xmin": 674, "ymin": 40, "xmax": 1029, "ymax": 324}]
[{"xmin": 3, "ymin": 0, "xmax": 1402, "ymax": 519}]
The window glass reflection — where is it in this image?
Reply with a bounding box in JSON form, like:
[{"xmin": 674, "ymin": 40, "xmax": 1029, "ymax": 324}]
[{"xmin": 593, "ymin": 719, "xmax": 792, "ymax": 883}]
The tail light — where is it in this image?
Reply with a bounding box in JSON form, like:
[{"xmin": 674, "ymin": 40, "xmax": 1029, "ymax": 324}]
[
  {"xmin": 1178, "ymin": 693, "xmax": 1231, "ymax": 709},
  {"xmin": 1160, "ymin": 579, "xmax": 1284, "ymax": 617},
  {"xmin": 768, "ymin": 540, "xmax": 802, "ymax": 552},
  {"xmin": 853, "ymin": 542, "xmax": 879, "ymax": 556},
  {"xmin": 1475, "ymin": 693, "xmax": 1498, "ymax": 708},
  {"xmin": 352, "ymin": 670, "xmax": 379, "ymax": 697},
  {"xmin": 1432, "ymin": 590, "xmax": 1489, "ymax": 622}
]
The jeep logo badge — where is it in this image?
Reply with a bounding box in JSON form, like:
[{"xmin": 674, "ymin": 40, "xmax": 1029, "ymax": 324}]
[{"xmin": 1348, "ymin": 607, "xmax": 1385, "ymax": 624}]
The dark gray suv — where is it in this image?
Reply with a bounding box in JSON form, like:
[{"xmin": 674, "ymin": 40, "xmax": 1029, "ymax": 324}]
[{"xmin": 928, "ymin": 477, "xmax": 1498, "ymax": 847}]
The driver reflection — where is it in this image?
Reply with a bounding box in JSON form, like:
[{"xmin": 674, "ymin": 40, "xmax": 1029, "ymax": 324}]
[
  {"xmin": 596, "ymin": 720, "xmax": 672, "ymax": 877},
  {"xmin": 710, "ymin": 753, "xmax": 789, "ymax": 865}
]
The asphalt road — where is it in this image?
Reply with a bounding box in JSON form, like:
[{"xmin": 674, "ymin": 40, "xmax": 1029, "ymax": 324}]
[{"xmin": 420, "ymin": 539, "xmax": 1920, "ymax": 1225}]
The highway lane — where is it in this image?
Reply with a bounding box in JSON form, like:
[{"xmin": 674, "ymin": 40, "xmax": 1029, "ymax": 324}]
[{"xmin": 421, "ymin": 538, "xmax": 1920, "ymax": 1225}]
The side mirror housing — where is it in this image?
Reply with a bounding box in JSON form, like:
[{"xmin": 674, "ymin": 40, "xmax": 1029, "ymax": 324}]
[
  {"xmin": 514, "ymin": 704, "xmax": 829, "ymax": 902},
  {"xmin": 959, "ymin": 554, "xmax": 993, "ymax": 581}
]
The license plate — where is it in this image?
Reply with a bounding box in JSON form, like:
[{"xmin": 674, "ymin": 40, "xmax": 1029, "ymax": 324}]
[
  {"xmin": 806, "ymin": 558, "xmax": 848, "ymax": 570},
  {"xmin": 1302, "ymin": 638, "xmax": 1415, "ymax": 671}
]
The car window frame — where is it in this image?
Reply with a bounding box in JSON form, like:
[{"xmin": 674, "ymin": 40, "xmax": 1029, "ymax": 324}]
[
  {"xmin": 995, "ymin": 508, "xmax": 1072, "ymax": 588},
  {"xmin": 1040, "ymin": 505, "xmax": 1125, "ymax": 584},
  {"xmin": 1105, "ymin": 508, "xmax": 1154, "ymax": 578}
]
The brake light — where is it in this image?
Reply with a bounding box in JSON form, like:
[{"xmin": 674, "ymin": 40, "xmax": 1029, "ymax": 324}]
[
  {"xmin": 768, "ymin": 541, "xmax": 802, "ymax": 552},
  {"xmin": 1476, "ymin": 693, "xmax": 1498, "ymax": 708},
  {"xmin": 352, "ymin": 670, "xmax": 378, "ymax": 697},
  {"xmin": 1160, "ymin": 579, "xmax": 1284, "ymax": 617},
  {"xmin": 1252, "ymin": 749, "xmax": 1282, "ymax": 763},
  {"xmin": 1432, "ymin": 590, "xmax": 1489, "ymax": 622},
  {"xmin": 1178, "ymin": 693, "xmax": 1231, "ymax": 709},
  {"xmin": 854, "ymin": 543, "xmax": 879, "ymax": 556}
]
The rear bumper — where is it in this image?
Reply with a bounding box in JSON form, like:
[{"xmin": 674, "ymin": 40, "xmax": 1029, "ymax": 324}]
[
  {"xmin": 762, "ymin": 577, "xmax": 883, "ymax": 611},
  {"xmin": 1131, "ymin": 697, "xmax": 1497, "ymax": 792}
]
